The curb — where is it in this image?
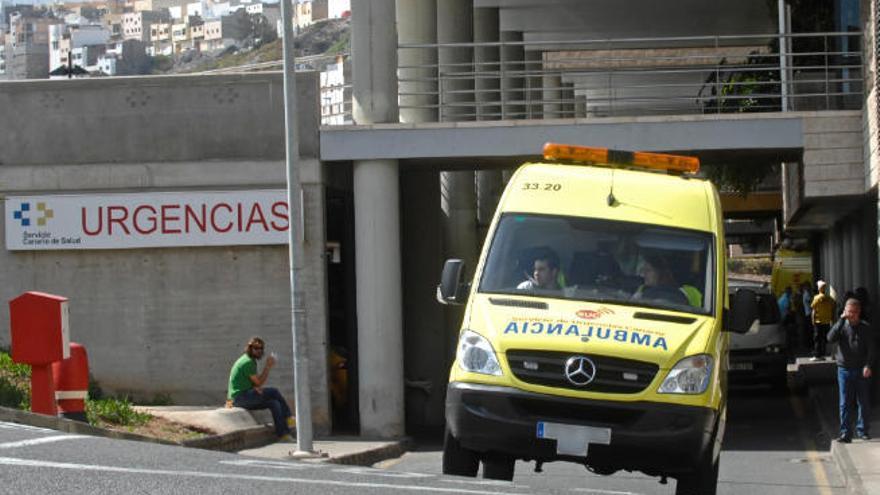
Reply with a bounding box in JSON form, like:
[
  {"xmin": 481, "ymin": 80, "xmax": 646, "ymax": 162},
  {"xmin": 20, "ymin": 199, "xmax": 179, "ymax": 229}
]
[
  {"xmin": 0, "ymin": 406, "xmax": 275, "ymax": 453},
  {"xmin": 806, "ymin": 387, "xmax": 867, "ymax": 495},
  {"xmin": 323, "ymin": 438, "xmax": 412, "ymax": 466},
  {"xmin": 0, "ymin": 406, "xmax": 176, "ymax": 446},
  {"xmin": 182, "ymin": 425, "xmax": 276, "ymax": 452}
]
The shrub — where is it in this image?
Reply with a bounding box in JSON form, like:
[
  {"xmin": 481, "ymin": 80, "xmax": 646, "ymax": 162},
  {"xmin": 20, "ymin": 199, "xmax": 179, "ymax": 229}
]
[
  {"xmin": 86, "ymin": 397, "xmax": 151, "ymax": 427},
  {"xmin": 0, "ymin": 349, "xmax": 30, "ymax": 410}
]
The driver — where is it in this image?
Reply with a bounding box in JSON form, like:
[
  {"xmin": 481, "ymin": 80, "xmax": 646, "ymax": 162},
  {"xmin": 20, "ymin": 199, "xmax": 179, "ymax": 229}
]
[{"xmin": 518, "ymin": 251, "xmax": 562, "ymax": 292}]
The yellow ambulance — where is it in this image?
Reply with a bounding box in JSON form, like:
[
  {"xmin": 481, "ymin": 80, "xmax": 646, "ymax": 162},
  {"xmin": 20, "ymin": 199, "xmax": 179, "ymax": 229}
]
[{"xmin": 437, "ymin": 144, "xmax": 758, "ymax": 495}]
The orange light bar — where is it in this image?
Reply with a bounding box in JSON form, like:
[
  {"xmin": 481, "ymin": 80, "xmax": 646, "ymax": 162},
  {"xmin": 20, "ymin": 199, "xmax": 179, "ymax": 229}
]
[{"xmin": 543, "ymin": 142, "xmax": 700, "ymax": 174}]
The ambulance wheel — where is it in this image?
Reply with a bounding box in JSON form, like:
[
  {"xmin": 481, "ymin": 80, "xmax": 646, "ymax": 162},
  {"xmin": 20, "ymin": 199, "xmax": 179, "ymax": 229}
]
[
  {"xmin": 675, "ymin": 453, "xmax": 719, "ymax": 495},
  {"xmin": 482, "ymin": 455, "xmax": 515, "ymax": 481},
  {"xmin": 442, "ymin": 428, "xmax": 479, "ymax": 477}
]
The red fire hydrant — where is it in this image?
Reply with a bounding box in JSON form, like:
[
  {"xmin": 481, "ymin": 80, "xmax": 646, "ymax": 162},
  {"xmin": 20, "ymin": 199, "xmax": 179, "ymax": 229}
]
[
  {"xmin": 9, "ymin": 291, "xmax": 71, "ymax": 416},
  {"xmin": 52, "ymin": 343, "xmax": 89, "ymax": 422}
]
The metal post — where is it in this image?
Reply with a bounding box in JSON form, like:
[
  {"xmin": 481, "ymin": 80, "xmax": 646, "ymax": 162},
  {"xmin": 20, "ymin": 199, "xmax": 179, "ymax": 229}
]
[
  {"xmin": 280, "ymin": 0, "xmax": 314, "ymax": 456},
  {"xmin": 777, "ymin": 0, "xmax": 788, "ymax": 111}
]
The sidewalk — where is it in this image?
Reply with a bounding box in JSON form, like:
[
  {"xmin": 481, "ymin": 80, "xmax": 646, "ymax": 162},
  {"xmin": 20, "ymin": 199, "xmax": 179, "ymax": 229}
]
[
  {"xmin": 796, "ymin": 357, "xmax": 880, "ymax": 495},
  {"xmin": 136, "ymin": 405, "xmax": 409, "ymax": 465}
]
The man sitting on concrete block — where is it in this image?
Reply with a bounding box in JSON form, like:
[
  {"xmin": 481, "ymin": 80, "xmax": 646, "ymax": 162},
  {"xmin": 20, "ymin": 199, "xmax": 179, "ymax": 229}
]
[{"xmin": 227, "ymin": 337, "xmax": 296, "ymax": 441}]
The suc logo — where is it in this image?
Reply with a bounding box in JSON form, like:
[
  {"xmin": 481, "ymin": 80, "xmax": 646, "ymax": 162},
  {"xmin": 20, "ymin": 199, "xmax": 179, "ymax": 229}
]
[{"xmin": 12, "ymin": 202, "xmax": 54, "ymax": 227}]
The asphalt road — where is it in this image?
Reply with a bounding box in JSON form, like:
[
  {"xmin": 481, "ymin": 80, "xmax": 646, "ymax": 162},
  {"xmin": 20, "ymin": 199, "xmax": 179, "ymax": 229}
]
[
  {"xmin": 377, "ymin": 388, "xmax": 848, "ymax": 495},
  {"xmin": 0, "ymin": 387, "xmax": 846, "ymax": 494},
  {"xmin": 0, "ymin": 421, "xmax": 519, "ymax": 495}
]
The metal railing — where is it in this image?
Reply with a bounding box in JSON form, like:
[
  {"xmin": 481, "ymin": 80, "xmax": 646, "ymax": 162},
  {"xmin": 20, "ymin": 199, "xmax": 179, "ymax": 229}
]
[{"xmin": 397, "ymin": 32, "xmax": 864, "ymax": 122}]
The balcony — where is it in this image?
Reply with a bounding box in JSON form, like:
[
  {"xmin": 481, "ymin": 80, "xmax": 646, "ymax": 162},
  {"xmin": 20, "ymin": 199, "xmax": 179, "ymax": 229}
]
[{"xmin": 396, "ymin": 31, "xmax": 863, "ymax": 122}]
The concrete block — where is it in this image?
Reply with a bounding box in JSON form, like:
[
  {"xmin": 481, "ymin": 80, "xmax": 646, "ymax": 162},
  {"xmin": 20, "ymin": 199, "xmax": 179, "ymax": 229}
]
[
  {"xmin": 803, "ymin": 132, "xmax": 863, "ymax": 150},
  {"xmin": 803, "ymin": 148, "xmax": 864, "ymax": 166},
  {"xmin": 0, "ymin": 72, "xmax": 320, "ymax": 166},
  {"xmin": 803, "ymin": 115, "xmax": 862, "ymax": 133},
  {"xmin": 0, "ymin": 161, "xmax": 287, "ymax": 193},
  {"xmin": 803, "ymin": 162, "xmax": 865, "ymax": 181},
  {"xmin": 805, "ymin": 179, "xmax": 865, "ymax": 197}
]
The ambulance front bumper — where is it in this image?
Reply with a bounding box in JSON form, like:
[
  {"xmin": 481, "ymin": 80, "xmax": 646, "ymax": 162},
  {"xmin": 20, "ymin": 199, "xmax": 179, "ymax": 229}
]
[{"xmin": 445, "ymin": 382, "xmax": 718, "ymax": 475}]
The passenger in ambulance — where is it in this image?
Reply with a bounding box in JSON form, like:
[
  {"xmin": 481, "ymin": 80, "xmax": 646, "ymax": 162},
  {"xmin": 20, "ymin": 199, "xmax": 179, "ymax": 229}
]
[
  {"xmin": 517, "ymin": 250, "xmax": 563, "ymax": 292},
  {"xmin": 632, "ymin": 254, "xmax": 699, "ymax": 307}
]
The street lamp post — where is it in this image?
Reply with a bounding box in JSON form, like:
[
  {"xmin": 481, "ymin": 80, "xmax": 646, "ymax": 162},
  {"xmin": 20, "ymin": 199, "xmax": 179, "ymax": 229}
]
[{"xmin": 280, "ymin": 0, "xmax": 314, "ymax": 457}]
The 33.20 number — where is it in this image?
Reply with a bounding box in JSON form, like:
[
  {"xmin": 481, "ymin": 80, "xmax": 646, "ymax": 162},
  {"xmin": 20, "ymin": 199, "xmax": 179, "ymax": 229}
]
[{"xmin": 522, "ymin": 183, "xmax": 562, "ymax": 191}]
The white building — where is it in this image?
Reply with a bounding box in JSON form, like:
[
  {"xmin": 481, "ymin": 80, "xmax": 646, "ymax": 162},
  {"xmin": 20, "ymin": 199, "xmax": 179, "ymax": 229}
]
[
  {"xmin": 319, "ymin": 54, "xmax": 349, "ymax": 125},
  {"xmin": 97, "ymin": 52, "xmax": 117, "ymax": 75},
  {"xmin": 49, "ymin": 24, "xmax": 111, "ymax": 74},
  {"xmin": 122, "ymin": 10, "xmax": 169, "ymax": 42},
  {"xmin": 0, "ymin": 34, "xmax": 5, "ymax": 76},
  {"xmin": 186, "ymin": 1, "xmax": 203, "ymax": 17}
]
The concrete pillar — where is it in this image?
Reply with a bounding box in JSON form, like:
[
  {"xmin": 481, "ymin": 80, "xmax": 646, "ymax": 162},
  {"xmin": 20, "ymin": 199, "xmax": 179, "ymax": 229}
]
[
  {"xmin": 525, "ymin": 50, "xmax": 542, "ymax": 119},
  {"xmin": 437, "ymin": 0, "xmax": 474, "ymax": 121},
  {"xmin": 351, "ymin": 0, "xmax": 404, "ymax": 438},
  {"xmin": 474, "ymin": 7, "xmax": 500, "ymax": 120},
  {"xmin": 352, "ymin": 0, "xmax": 398, "ymax": 126},
  {"xmin": 848, "ymin": 219, "xmax": 859, "ymax": 290},
  {"xmin": 833, "ymin": 225, "xmax": 845, "ymax": 297},
  {"xmin": 476, "ymin": 169, "xmax": 503, "ymax": 242},
  {"xmin": 561, "ymin": 82, "xmax": 576, "ymax": 118},
  {"xmin": 438, "ymin": 1, "xmax": 478, "ymax": 340},
  {"xmin": 575, "ymin": 93, "xmax": 588, "ymax": 118},
  {"xmin": 300, "ymin": 158, "xmax": 331, "ymax": 435},
  {"xmin": 397, "ymin": 0, "xmax": 437, "ymax": 123},
  {"xmin": 501, "ymin": 31, "xmax": 525, "ymax": 119},
  {"xmin": 441, "ymin": 171, "xmax": 478, "ymax": 281},
  {"xmin": 543, "ymin": 72, "xmax": 562, "ymax": 119}
]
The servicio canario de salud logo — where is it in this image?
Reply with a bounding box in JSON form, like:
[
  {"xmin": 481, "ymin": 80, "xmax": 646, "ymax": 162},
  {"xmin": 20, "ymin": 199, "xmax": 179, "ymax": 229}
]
[{"xmin": 12, "ymin": 202, "xmax": 54, "ymax": 227}]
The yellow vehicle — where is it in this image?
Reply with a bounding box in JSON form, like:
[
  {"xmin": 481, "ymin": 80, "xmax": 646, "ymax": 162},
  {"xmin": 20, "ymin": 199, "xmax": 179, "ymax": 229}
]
[{"xmin": 437, "ymin": 144, "xmax": 758, "ymax": 495}]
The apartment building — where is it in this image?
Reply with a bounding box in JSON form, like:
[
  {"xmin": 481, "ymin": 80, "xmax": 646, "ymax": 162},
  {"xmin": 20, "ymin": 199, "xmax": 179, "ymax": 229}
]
[
  {"xmin": 311, "ymin": 0, "xmax": 349, "ymax": 21},
  {"xmin": 0, "ymin": 31, "xmax": 5, "ymax": 76},
  {"xmin": 4, "ymin": 12, "xmax": 50, "ymax": 79},
  {"xmin": 122, "ymin": 10, "xmax": 169, "ymax": 42},
  {"xmin": 293, "ymin": 0, "xmax": 311, "ymax": 31},
  {"xmin": 49, "ymin": 24, "xmax": 111, "ymax": 73}
]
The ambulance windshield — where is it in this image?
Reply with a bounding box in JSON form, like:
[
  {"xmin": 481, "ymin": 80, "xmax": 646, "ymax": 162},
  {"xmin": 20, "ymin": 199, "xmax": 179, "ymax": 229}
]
[{"xmin": 479, "ymin": 214, "xmax": 714, "ymax": 315}]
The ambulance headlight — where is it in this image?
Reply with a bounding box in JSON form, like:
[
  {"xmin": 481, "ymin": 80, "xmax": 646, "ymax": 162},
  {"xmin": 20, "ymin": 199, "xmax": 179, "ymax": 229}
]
[
  {"xmin": 658, "ymin": 355, "xmax": 713, "ymax": 394},
  {"xmin": 457, "ymin": 330, "xmax": 502, "ymax": 376}
]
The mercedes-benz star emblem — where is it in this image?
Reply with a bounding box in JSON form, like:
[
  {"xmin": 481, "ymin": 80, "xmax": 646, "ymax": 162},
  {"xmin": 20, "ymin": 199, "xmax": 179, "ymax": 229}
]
[{"xmin": 564, "ymin": 356, "xmax": 597, "ymax": 386}]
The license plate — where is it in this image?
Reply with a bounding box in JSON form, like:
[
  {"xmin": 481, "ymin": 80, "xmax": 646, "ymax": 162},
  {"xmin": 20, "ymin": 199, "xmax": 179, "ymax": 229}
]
[
  {"xmin": 730, "ymin": 362, "xmax": 754, "ymax": 371},
  {"xmin": 537, "ymin": 421, "xmax": 611, "ymax": 457}
]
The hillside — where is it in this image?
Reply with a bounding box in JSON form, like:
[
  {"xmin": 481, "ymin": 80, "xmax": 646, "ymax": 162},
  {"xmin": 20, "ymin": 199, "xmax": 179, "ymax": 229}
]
[{"xmin": 160, "ymin": 17, "xmax": 350, "ymax": 74}]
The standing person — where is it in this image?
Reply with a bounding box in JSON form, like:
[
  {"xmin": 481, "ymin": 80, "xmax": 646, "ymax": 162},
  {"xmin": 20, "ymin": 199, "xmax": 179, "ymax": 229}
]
[
  {"xmin": 228, "ymin": 337, "xmax": 295, "ymax": 440},
  {"xmin": 827, "ymin": 298, "xmax": 875, "ymax": 442},
  {"xmin": 810, "ymin": 280, "xmax": 836, "ymax": 361},
  {"xmin": 778, "ymin": 286, "xmax": 795, "ymax": 355},
  {"xmin": 801, "ymin": 282, "xmax": 814, "ymax": 351}
]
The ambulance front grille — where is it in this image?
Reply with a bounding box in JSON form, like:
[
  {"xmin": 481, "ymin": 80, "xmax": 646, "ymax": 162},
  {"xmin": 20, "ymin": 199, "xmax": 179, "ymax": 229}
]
[{"xmin": 506, "ymin": 350, "xmax": 659, "ymax": 394}]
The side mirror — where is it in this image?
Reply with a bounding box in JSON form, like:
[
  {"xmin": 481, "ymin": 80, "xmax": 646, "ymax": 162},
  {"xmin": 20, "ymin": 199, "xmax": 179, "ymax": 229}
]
[
  {"xmin": 437, "ymin": 259, "xmax": 469, "ymax": 305},
  {"xmin": 726, "ymin": 288, "xmax": 760, "ymax": 334}
]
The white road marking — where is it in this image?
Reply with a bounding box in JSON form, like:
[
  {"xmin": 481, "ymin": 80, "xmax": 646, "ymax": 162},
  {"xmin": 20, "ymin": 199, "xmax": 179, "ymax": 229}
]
[
  {"xmin": 334, "ymin": 467, "xmax": 433, "ymax": 478},
  {"xmin": 219, "ymin": 459, "xmax": 320, "ymax": 470},
  {"xmin": 0, "ymin": 421, "xmax": 56, "ymax": 433},
  {"xmin": 440, "ymin": 478, "xmax": 526, "ymax": 487},
  {"xmin": 0, "ymin": 435, "xmax": 89, "ymax": 449},
  {"xmin": 568, "ymin": 489, "xmax": 642, "ymax": 494},
  {"xmin": 0, "ymin": 457, "xmax": 517, "ymax": 494}
]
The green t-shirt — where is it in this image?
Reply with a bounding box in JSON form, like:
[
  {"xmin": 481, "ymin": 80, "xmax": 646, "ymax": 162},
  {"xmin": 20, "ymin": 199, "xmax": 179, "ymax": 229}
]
[{"xmin": 228, "ymin": 354, "xmax": 257, "ymax": 400}]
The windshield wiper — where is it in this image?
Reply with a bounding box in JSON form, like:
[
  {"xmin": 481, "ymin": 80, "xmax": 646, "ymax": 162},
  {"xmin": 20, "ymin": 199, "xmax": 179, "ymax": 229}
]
[{"xmin": 488, "ymin": 297, "xmax": 549, "ymax": 310}]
